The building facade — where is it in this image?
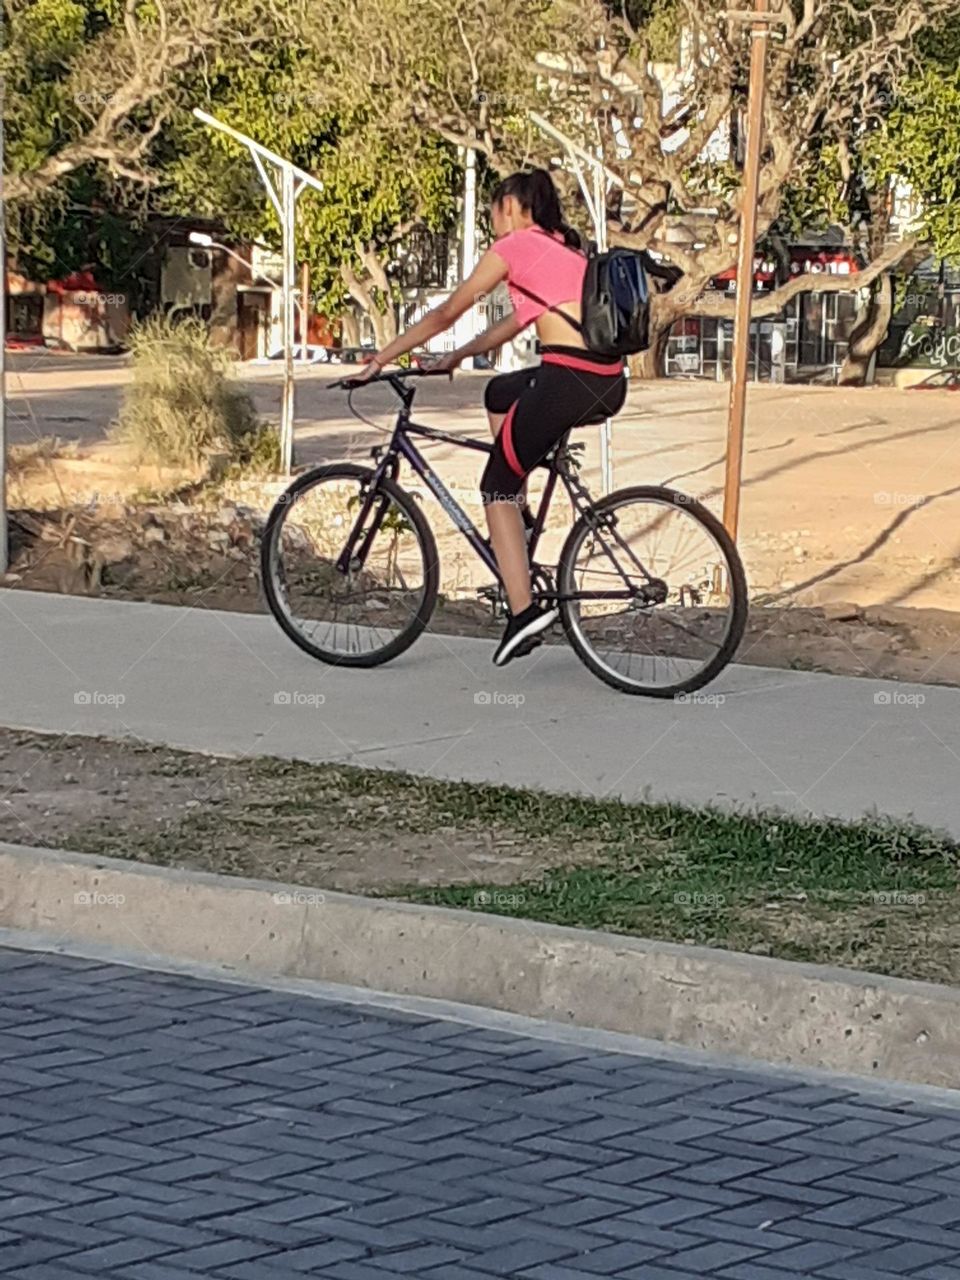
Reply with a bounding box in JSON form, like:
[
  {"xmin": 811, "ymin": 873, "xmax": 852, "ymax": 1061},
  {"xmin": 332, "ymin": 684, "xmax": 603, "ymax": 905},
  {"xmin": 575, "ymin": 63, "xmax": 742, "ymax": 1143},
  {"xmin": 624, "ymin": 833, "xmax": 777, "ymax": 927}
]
[{"xmin": 665, "ymin": 244, "xmax": 862, "ymax": 383}]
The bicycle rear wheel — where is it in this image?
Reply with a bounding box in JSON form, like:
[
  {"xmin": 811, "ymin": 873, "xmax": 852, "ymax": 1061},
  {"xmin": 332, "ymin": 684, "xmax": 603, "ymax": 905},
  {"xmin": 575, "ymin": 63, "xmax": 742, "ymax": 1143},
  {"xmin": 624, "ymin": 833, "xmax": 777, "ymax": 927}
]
[
  {"xmin": 558, "ymin": 485, "xmax": 747, "ymax": 696},
  {"xmin": 261, "ymin": 463, "xmax": 439, "ymax": 667}
]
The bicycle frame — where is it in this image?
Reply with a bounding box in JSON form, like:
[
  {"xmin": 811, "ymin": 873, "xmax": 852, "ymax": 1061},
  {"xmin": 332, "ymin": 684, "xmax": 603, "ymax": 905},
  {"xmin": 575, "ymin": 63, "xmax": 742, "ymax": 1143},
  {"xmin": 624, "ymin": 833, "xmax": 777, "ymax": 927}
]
[{"xmin": 335, "ymin": 374, "xmax": 655, "ymax": 606}]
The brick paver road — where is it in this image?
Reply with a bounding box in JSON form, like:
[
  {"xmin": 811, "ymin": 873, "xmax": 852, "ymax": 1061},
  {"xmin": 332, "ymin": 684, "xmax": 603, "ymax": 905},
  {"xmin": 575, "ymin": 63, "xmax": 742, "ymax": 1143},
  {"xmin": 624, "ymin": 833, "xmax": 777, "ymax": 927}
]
[{"xmin": 3, "ymin": 948, "xmax": 960, "ymax": 1278}]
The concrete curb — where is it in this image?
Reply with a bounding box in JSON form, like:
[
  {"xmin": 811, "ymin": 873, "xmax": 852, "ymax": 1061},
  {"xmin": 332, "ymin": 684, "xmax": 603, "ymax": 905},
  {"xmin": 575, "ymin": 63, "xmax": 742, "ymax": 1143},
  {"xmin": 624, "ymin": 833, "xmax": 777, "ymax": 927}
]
[{"xmin": 2, "ymin": 839, "xmax": 958, "ymax": 1089}]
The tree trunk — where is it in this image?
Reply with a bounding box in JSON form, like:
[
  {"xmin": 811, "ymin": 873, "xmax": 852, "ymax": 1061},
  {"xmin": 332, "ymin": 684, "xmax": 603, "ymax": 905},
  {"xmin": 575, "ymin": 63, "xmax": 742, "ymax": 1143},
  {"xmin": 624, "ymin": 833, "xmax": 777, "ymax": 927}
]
[
  {"xmin": 339, "ymin": 261, "xmax": 399, "ymax": 349},
  {"xmin": 340, "ymin": 310, "xmax": 361, "ymax": 348},
  {"xmin": 838, "ymin": 273, "xmax": 894, "ymax": 386},
  {"xmin": 370, "ymin": 308, "xmax": 398, "ymax": 349}
]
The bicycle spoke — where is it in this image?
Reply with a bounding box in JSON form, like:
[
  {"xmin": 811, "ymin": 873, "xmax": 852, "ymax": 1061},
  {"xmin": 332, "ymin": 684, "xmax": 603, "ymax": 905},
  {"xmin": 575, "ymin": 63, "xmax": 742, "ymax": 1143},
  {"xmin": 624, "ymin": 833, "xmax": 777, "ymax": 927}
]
[
  {"xmin": 263, "ymin": 469, "xmax": 435, "ymax": 665},
  {"xmin": 561, "ymin": 490, "xmax": 745, "ymax": 695}
]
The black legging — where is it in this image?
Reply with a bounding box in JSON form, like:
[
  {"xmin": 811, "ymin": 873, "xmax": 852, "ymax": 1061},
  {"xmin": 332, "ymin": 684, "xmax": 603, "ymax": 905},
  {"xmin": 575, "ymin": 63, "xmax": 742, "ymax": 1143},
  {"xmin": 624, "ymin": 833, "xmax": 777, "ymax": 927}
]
[{"xmin": 480, "ymin": 346, "xmax": 627, "ymax": 503}]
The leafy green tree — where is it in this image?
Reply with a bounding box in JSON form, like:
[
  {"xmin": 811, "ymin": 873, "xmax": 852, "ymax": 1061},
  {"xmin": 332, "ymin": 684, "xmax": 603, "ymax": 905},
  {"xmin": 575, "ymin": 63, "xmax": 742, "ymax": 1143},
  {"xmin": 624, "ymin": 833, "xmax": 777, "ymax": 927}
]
[
  {"xmin": 297, "ymin": 0, "xmax": 955, "ymax": 379},
  {"xmin": 162, "ymin": 51, "xmax": 462, "ymax": 345},
  {"xmin": 868, "ymin": 46, "xmax": 960, "ymax": 260},
  {"xmin": 2, "ymin": 0, "xmax": 460, "ymax": 340},
  {"xmin": 756, "ymin": 11, "xmax": 960, "ymax": 381},
  {"xmin": 1, "ymin": 0, "xmax": 291, "ymax": 300},
  {"xmin": 1, "ymin": 0, "xmax": 266, "ymax": 204}
]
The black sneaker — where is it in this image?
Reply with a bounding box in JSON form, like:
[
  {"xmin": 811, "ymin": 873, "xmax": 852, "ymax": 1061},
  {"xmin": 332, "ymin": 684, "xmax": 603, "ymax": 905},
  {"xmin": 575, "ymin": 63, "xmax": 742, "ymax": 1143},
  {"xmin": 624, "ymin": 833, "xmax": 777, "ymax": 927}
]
[{"xmin": 492, "ymin": 603, "xmax": 558, "ymax": 667}]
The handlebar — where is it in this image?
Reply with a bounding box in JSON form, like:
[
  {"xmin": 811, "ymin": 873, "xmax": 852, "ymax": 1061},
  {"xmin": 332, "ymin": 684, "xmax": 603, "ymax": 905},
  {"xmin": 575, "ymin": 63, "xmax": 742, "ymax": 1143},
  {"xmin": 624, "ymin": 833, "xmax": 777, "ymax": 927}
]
[{"xmin": 328, "ymin": 367, "xmax": 454, "ymax": 392}]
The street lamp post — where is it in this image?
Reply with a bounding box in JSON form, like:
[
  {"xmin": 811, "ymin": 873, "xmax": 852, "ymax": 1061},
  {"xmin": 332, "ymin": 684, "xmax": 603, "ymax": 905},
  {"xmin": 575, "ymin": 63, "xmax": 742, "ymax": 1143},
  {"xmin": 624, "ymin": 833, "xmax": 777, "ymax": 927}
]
[{"xmin": 191, "ymin": 109, "xmax": 324, "ymax": 475}]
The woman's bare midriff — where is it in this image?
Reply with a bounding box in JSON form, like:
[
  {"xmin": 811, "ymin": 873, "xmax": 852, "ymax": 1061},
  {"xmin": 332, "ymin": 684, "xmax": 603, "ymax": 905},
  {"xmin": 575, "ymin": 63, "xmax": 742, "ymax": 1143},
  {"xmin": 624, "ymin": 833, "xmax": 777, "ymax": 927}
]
[{"xmin": 534, "ymin": 303, "xmax": 587, "ymax": 349}]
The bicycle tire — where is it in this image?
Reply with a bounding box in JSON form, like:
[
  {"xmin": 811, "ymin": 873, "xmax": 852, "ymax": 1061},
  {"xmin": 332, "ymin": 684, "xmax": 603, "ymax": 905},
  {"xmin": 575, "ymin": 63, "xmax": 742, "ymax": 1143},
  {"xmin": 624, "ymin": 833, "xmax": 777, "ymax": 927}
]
[
  {"xmin": 260, "ymin": 463, "xmax": 440, "ymax": 667},
  {"xmin": 557, "ymin": 484, "xmax": 748, "ymax": 697}
]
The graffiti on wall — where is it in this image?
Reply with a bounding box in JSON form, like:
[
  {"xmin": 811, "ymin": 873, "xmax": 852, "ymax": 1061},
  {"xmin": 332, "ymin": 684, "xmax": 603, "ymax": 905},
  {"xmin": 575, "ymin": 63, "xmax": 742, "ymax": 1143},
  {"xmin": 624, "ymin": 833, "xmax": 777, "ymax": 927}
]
[{"xmin": 897, "ymin": 324, "xmax": 960, "ymax": 369}]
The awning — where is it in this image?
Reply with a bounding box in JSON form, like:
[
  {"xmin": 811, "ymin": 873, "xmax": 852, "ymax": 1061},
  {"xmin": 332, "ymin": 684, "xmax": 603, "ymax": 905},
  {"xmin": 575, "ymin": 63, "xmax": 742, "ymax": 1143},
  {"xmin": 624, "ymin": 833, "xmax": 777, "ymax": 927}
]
[{"xmin": 711, "ymin": 248, "xmax": 860, "ymax": 292}]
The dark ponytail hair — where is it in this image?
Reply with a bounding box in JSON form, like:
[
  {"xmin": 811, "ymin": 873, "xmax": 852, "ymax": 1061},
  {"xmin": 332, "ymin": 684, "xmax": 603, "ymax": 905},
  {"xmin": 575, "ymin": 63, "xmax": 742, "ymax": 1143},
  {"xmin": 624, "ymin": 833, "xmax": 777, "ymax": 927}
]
[{"xmin": 491, "ymin": 169, "xmax": 582, "ymax": 250}]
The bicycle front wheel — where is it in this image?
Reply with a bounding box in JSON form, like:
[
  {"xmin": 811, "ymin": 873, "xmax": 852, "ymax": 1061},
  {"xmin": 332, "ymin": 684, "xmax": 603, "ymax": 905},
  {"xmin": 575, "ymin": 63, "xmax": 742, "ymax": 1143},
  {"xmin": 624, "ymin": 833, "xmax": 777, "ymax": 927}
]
[
  {"xmin": 558, "ymin": 485, "xmax": 747, "ymax": 696},
  {"xmin": 261, "ymin": 464, "xmax": 439, "ymax": 667}
]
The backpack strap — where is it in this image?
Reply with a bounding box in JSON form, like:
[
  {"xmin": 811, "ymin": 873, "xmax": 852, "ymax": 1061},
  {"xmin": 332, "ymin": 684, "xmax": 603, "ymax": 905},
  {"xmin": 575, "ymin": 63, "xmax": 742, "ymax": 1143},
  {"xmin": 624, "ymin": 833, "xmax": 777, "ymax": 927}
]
[{"xmin": 507, "ymin": 279, "xmax": 585, "ymax": 337}]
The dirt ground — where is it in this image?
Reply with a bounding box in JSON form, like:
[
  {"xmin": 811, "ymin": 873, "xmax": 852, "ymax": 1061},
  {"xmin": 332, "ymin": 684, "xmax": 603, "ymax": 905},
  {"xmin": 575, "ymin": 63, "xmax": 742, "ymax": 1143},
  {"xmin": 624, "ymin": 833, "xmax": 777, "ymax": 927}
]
[
  {"xmin": 7, "ymin": 354, "xmax": 960, "ymax": 686},
  {"xmin": 9, "ymin": 354, "xmax": 960, "ymax": 603},
  {"xmin": 7, "ymin": 484, "xmax": 960, "ymax": 689},
  {"xmin": 0, "ymin": 728, "xmax": 607, "ymax": 893},
  {"xmin": 3, "ymin": 726, "xmax": 959, "ymax": 986}
]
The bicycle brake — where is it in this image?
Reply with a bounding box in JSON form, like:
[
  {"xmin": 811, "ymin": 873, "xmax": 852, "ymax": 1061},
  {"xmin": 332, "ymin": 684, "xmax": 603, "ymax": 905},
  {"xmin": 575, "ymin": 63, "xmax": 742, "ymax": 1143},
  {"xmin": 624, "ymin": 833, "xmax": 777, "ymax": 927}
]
[
  {"xmin": 559, "ymin": 443, "xmax": 586, "ymax": 471},
  {"xmin": 588, "ymin": 510, "xmax": 619, "ymax": 532}
]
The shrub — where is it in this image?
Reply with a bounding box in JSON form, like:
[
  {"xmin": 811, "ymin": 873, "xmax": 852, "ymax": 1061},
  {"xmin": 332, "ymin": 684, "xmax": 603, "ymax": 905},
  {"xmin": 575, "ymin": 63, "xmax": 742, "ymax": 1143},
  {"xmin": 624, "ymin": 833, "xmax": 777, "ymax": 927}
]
[
  {"xmin": 225, "ymin": 422, "xmax": 283, "ymax": 477},
  {"xmin": 112, "ymin": 314, "xmax": 268, "ymax": 471}
]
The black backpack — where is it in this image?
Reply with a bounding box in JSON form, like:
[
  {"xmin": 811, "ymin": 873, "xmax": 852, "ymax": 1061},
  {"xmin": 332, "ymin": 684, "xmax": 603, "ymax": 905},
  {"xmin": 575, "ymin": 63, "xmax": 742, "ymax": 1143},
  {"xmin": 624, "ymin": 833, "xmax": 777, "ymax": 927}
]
[{"xmin": 509, "ymin": 245, "xmax": 679, "ymax": 359}]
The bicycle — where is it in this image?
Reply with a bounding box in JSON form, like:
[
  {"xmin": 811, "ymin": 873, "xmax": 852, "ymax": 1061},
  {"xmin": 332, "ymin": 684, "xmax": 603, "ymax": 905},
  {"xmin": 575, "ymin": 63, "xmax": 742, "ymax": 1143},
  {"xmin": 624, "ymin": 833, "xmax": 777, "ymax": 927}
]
[{"xmin": 260, "ymin": 368, "xmax": 748, "ymax": 697}]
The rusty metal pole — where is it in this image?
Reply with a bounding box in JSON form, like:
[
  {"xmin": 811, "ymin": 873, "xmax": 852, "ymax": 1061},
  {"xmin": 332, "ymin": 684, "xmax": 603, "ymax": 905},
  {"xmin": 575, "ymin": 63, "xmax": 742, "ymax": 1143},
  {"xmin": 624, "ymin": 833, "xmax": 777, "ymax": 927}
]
[{"xmin": 722, "ymin": 0, "xmax": 770, "ymax": 542}]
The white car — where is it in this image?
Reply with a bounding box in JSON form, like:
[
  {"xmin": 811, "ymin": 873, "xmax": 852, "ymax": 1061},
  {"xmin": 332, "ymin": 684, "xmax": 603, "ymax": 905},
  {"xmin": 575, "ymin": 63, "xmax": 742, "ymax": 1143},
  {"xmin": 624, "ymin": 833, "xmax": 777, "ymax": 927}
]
[{"xmin": 251, "ymin": 344, "xmax": 331, "ymax": 365}]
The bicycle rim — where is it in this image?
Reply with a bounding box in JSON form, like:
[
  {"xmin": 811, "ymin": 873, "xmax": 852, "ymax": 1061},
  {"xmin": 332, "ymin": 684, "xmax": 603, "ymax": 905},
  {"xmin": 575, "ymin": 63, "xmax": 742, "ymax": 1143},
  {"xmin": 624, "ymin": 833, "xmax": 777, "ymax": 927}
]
[
  {"xmin": 558, "ymin": 486, "xmax": 748, "ymax": 696},
  {"xmin": 261, "ymin": 464, "xmax": 439, "ymax": 667}
]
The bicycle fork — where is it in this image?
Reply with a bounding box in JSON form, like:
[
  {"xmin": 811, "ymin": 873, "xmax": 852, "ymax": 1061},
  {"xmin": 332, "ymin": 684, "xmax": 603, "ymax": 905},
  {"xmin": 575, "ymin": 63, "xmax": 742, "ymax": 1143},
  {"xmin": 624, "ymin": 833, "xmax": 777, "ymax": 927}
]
[{"xmin": 334, "ymin": 452, "xmax": 397, "ymax": 576}]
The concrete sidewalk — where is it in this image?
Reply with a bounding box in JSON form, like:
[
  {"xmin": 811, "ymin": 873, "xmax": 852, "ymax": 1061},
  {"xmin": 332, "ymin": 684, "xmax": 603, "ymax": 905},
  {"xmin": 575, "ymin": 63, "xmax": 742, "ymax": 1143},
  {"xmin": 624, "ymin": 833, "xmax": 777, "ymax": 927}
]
[{"xmin": 1, "ymin": 589, "xmax": 959, "ymax": 835}]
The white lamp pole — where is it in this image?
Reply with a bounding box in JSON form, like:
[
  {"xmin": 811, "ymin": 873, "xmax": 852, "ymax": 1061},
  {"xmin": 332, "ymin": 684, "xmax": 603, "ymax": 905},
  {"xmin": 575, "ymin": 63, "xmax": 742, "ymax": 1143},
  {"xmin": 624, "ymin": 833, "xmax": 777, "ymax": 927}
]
[
  {"xmin": 452, "ymin": 141, "xmax": 479, "ymax": 357},
  {"xmin": 191, "ymin": 108, "xmax": 324, "ymax": 475}
]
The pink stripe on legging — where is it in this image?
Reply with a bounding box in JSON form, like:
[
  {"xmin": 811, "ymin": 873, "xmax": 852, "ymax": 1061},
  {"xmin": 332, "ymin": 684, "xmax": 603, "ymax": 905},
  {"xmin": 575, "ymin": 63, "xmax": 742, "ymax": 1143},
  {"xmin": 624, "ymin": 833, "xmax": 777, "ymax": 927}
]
[{"xmin": 500, "ymin": 402, "xmax": 524, "ymax": 476}]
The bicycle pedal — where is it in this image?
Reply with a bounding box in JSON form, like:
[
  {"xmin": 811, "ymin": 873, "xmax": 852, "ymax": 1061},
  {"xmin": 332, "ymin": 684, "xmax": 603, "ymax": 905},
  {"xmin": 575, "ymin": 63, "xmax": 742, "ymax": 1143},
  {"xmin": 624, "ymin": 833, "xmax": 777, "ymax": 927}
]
[{"xmin": 476, "ymin": 583, "xmax": 507, "ymax": 618}]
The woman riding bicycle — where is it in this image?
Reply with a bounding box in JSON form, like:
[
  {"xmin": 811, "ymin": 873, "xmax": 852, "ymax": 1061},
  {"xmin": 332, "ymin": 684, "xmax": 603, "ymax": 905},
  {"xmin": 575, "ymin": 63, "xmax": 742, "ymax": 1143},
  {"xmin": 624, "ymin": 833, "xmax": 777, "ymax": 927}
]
[{"xmin": 356, "ymin": 168, "xmax": 627, "ymax": 666}]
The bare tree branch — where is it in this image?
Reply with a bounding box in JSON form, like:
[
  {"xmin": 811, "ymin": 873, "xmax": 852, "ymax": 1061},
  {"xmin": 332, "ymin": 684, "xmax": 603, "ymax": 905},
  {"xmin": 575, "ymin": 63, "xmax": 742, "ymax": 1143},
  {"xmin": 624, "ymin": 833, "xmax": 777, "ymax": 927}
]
[{"xmin": 693, "ymin": 236, "xmax": 921, "ymax": 320}]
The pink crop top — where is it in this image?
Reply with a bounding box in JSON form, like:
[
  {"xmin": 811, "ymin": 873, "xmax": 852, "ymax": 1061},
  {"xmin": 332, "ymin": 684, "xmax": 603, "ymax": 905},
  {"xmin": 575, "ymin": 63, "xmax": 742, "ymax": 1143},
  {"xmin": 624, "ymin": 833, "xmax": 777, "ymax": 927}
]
[{"xmin": 490, "ymin": 226, "xmax": 586, "ymax": 329}]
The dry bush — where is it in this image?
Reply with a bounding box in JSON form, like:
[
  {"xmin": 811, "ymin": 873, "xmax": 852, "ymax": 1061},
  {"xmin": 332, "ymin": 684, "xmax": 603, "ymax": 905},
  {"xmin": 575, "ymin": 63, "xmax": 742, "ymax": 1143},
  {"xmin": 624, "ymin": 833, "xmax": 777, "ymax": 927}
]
[{"xmin": 112, "ymin": 314, "xmax": 276, "ymax": 473}]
